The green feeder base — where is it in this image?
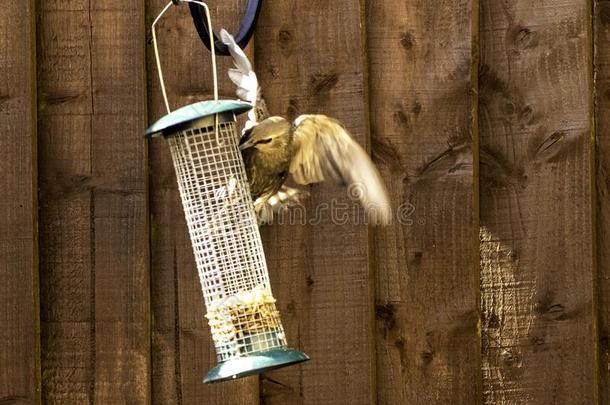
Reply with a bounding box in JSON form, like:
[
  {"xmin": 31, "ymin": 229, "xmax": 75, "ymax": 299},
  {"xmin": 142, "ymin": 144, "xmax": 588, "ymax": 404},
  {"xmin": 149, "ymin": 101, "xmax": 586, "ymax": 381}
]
[{"xmin": 204, "ymin": 348, "xmax": 310, "ymax": 384}]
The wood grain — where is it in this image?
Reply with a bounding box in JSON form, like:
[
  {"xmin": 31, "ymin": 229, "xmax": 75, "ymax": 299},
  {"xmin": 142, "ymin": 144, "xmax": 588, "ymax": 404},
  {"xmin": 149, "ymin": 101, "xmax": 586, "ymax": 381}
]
[
  {"xmin": 146, "ymin": 1, "xmax": 258, "ymax": 403},
  {"xmin": 0, "ymin": 1, "xmax": 40, "ymax": 404},
  {"xmin": 6, "ymin": 2, "xmax": 605, "ymax": 403},
  {"xmin": 38, "ymin": 0, "xmax": 150, "ymax": 403},
  {"xmin": 596, "ymin": 1, "xmax": 610, "ymax": 402},
  {"xmin": 255, "ymin": 1, "xmax": 376, "ymax": 404},
  {"xmin": 366, "ymin": 1, "xmax": 480, "ymax": 403},
  {"xmin": 479, "ymin": 1, "xmax": 595, "ymax": 403}
]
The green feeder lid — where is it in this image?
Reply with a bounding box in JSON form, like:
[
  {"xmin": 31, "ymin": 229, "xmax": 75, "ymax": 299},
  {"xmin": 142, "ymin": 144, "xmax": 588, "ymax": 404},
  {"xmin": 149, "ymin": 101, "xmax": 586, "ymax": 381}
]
[
  {"xmin": 204, "ymin": 348, "xmax": 310, "ymax": 384},
  {"xmin": 145, "ymin": 99, "xmax": 252, "ymax": 138}
]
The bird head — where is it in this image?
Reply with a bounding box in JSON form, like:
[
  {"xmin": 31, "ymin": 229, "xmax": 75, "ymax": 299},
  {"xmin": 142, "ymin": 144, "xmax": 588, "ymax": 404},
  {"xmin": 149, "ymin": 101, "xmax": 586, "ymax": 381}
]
[{"xmin": 239, "ymin": 116, "xmax": 292, "ymax": 152}]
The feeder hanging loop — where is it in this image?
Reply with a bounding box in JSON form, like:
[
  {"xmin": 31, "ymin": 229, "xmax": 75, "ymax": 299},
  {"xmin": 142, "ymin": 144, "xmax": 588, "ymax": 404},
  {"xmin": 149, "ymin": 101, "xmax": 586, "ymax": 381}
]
[
  {"xmin": 189, "ymin": 0, "xmax": 262, "ymax": 56},
  {"xmin": 152, "ymin": 0, "xmax": 219, "ymax": 114}
]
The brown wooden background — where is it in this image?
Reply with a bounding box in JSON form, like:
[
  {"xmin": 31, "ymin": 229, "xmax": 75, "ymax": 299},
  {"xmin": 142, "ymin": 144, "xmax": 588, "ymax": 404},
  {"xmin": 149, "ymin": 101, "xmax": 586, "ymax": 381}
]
[{"xmin": 1, "ymin": 0, "xmax": 608, "ymax": 404}]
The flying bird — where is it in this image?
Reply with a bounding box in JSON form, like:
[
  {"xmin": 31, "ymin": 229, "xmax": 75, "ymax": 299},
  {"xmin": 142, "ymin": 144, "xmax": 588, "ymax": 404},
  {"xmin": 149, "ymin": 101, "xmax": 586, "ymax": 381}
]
[{"xmin": 220, "ymin": 29, "xmax": 391, "ymax": 225}]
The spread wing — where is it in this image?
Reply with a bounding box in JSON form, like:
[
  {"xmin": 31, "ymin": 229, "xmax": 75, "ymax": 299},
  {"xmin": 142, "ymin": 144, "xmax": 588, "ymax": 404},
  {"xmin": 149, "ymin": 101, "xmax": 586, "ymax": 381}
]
[
  {"xmin": 289, "ymin": 115, "xmax": 392, "ymax": 225},
  {"xmin": 219, "ymin": 29, "xmax": 269, "ymax": 132}
]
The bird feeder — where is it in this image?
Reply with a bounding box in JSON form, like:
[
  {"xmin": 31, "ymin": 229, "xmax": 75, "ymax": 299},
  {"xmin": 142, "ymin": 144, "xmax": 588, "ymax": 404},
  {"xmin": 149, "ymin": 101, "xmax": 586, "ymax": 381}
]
[{"xmin": 146, "ymin": 1, "xmax": 308, "ymax": 383}]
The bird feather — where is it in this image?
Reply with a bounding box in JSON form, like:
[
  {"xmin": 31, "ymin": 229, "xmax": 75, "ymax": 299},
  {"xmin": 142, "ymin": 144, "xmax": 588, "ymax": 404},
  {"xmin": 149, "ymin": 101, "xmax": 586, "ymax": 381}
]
[
  {"xmin": 290, "ymin": 115, "xmax": 392, "ymax": 225},
  {"xmin": 219, "ymin": 29, "xmax": 269, "ymax": 129}
]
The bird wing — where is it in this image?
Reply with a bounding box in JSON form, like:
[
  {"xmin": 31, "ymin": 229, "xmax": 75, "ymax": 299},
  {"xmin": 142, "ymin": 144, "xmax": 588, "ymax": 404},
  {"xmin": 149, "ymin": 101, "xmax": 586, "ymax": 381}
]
[
  {"xmin": 219, "ymin": 29, "xmax": 269, "ymax": 131},
  {"xmin": 289, "ymin": 115, "xmax": 392, "ymax": 225}
]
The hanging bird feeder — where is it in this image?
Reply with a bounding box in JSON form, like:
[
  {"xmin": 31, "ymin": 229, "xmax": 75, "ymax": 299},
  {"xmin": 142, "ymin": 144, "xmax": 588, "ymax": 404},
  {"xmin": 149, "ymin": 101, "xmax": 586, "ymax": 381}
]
[{"xmin": 146, "ymin": 0, "xmax": 308, "ymax": 383}]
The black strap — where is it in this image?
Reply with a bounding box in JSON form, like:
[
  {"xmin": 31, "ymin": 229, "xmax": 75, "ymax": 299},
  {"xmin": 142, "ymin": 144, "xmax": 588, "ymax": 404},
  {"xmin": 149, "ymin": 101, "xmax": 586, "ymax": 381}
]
[{"xmin": 189, "ymin": 0, "xmax": 263, "ymax": 56}]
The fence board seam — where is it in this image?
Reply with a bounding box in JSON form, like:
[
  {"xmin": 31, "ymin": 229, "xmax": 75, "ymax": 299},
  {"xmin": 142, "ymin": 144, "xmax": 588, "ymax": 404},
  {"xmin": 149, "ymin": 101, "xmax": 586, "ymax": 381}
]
[
  {"xmin": 592, "ymin": 1, "xmax": 602, "ymax": 403},
  {"xmin": 472, "ymin": 0, "xmax": 483, "ymax": 402},
  {"xmin": 32, "ymin": 0, "xmax": 42, "ymax": 401},
  {"xmin": 359, "ymin": 0, "xmax": 379, "ymax": 402}
]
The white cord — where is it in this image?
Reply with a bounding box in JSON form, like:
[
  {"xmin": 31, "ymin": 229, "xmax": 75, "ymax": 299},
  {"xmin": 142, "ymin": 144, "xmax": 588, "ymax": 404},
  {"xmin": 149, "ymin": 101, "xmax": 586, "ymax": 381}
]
[
  {"xmin": 152, "ymin": 0, "xmax": 219, "ymax": 115},
  {"xmin": 152, "ymin": 1, "xmax": 174, "ymax": 114}
]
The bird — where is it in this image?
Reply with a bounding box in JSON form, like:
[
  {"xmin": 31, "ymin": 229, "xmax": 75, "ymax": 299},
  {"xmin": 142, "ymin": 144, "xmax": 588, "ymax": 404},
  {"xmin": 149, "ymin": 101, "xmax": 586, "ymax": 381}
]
[{"xmin": 220, "ymin": 29, "xmax": 392, "ymax": 225}]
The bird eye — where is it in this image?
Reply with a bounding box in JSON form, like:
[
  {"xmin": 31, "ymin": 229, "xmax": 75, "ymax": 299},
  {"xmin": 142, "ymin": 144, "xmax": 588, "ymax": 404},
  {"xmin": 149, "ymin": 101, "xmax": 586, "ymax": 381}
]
[{"xmin": 257, "ymin": 138, "xmax": 273, "ymax": 145}]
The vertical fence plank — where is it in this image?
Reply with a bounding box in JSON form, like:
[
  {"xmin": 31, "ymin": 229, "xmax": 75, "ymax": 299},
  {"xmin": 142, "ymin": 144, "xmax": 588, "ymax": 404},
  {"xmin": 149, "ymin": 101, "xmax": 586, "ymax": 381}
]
[
  {"xmin": 479, "ymin": 1, "xmax": 595, "ymax": 403},
  {"xmin": 0, "ymin": 1, "xmax": 40, "ymax": 404},
  {"xmin": 595, "ymin": 1, "xmax": 610, "ymax": 402},
  {"xmin": 146, "ymin": 1, "xmax": 259, "ymax": 403},
  {"xmin": 255, "ymin": 1, "xmax": 375, "ymax": 404},
  {"xmin": 38, "ymin": 0, "xmax": 150, "ymax": 403},
  {"xmin": 366, "ymin": 1, "xmax": 480, "ymax": 403}
]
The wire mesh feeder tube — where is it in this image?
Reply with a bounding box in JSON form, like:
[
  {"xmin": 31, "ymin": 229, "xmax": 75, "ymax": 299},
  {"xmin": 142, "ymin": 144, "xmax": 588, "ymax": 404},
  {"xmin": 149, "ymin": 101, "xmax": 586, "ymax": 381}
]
[{"xmin": 146, "ymin": 100, "xmax": 309, "ymax": 383}]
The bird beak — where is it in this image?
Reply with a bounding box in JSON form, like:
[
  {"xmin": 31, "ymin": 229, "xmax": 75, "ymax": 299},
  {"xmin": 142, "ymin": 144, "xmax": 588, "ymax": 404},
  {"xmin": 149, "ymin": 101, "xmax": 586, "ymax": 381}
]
[{"xmin": 239, "ymin": 138, "xmax": 255, "ymax": 150}]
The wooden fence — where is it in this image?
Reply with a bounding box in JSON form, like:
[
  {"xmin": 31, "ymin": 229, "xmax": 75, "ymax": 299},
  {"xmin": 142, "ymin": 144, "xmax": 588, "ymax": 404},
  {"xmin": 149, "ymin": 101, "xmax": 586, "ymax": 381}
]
[{"xmin": 1, "ymin": 0, "xmax": 608, "ymax": 403}]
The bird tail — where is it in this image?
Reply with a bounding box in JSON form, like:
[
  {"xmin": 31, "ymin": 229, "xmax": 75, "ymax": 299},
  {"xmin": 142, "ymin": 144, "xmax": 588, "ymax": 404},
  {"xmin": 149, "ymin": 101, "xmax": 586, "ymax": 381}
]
[{"xmin": 219, "ymin": 29, "xmax": 268, "ymax": 129}]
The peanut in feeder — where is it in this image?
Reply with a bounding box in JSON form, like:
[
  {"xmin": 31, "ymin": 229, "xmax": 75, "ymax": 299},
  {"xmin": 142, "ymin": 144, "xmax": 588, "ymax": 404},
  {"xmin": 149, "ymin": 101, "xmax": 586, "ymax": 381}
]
[{"xmin": 146, "ymin": 0, "xmax": 308, "ymax": 384}]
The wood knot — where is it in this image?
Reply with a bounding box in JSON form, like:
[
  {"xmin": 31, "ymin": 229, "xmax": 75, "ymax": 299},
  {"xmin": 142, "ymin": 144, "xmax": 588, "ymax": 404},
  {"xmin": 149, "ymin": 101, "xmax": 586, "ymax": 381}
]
[
  {"xmin": 412, "ymin": 101, "xmax": 422, "ymax": 115},
  {"xmin": 392, "ymin": 109, "xmax": 409, "ymax": 126},
  {"xmin": 268, "ymin": 65, "xmax": 280, "ymax": 79},
  {"xmin": 0, "ymin": 94, "xmax": 9, "ymax": 109},
  {"xmin": 421, "ymin": 350, "xmax": 434, "ymax": 365},
  {"xmin": 305, "ymin": 274, "xmax": 314, "ymax": 287},
  {"xmin": 400, "ymin": 32, "xmax": 415, "ymax": 50},
  {"xmin": 410, "ymin": 250, "xmax": 423, "ymax": 265},
  {"xmin": 278, "ymin": 29, "xmax": 292, "ymax": 43},
  {"xmin": 545, "ymin": 304, "xmax": 568, "ymax": 320},
  {"xmin": 375, "ymin": 303, "xmax": 396, "ymax": 330},
  {"xmin": 536, "ymin": 292, "xmax": 569, "ymax": 320},
  {"xmin": 532, "ymin": 130, "xmax": 569, "ymax": 162},
  {"xmin": 278, "ymin": 29, "xmax": 293, "ymax": 52},
  {"xmin": 45, "ymin": 91, "xmax": 81, "ymax": 106},
  {"xmin": 513, "ymin": 27, "xmax": 538, "ymax": 49},
  {"xmin": 417, "ymin": 143, "xmax": 473, "ymax": 180},
  {"xmin": 310, "ymin": 72, "xmax": 339, "ymax": 95},
  {"xmin": 529, "ymin": 334, "xmax": 546, "ymax": 349},
  {"xmin": 519, "ymin": 105, "xmax": 535, "ymax": 124}
]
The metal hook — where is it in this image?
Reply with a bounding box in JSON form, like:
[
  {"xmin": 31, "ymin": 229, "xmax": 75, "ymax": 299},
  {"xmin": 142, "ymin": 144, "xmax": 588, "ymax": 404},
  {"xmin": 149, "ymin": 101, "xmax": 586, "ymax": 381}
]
[{"xmin": 188, "ymin": 0, "xmax": 262, "ymax": 56}]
